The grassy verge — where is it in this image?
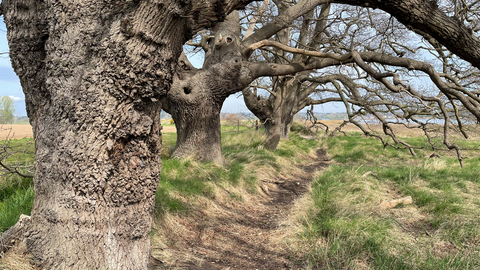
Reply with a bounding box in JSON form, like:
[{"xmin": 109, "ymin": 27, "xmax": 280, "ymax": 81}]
[
  {"xmin": 292, "ymin": 133, "xmax": 480, "ymax": 269},
  {"xmin": 151, "ymin": 129, "xmax": 320, "ymax": 265},
  {"xmin": 155, "ymin": 129, "xmax": 318, "ymax": 218}
]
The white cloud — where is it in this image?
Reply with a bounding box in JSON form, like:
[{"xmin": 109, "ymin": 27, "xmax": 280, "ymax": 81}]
[{"xmin": 8, "ymin": 95, "xmax": 23, "ymax": 101}]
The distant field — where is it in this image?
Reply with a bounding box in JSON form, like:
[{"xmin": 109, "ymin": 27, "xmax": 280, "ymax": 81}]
[
  {"xmin": 3, "ymin": 120, "xmax": 474, "ymax": 141},
  {"xmin": 0, "ymin": 125, "xmax": 178, "ymax": 140},
  {"xmin": 0, "ymin": 125, "xmax": 33, "ymax": 140}
]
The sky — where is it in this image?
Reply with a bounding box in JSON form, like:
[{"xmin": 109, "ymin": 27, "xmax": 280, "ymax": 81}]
[
  {"xmin": 0, "ymin": 17, "xmax": 345, "ymax": 117},
  {"xmin": 0, "ymin": 20, "xmax": 25, "ymax": 116}
]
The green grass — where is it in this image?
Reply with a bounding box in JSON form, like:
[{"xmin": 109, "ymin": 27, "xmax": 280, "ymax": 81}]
[
  {"xmin": 1, "ymin": 138, "xmax": 35, "ymax": 164},
  {"xmin": 4, "ymin": 122, "xmax": 480, "ymax": 269},
  {"xmin": 296, "ymin": 133, "xmax": 480, "ymax": 269},
  {"xmin": 155, "ymin": 127, "xmax": 318, "ymax": 218},
  {"xmin": 220, "ymin": 124, "xmax": 250, "ymax": 133},
  {"xmin": 0, "ymin": 187, "xmax": 34, "ymax": 232},
  {"xmin": 0, "ymin": 126, "xmax": 318, "ymax": 232},
  {"xmin": 0, "ymin": 137, "xmax": 35, "ymax": 232}
]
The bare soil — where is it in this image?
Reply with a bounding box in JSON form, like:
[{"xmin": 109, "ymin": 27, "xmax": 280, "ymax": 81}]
[{"xmin": 151, "ymin": 148, "xmax": 330, "ymax": 269}]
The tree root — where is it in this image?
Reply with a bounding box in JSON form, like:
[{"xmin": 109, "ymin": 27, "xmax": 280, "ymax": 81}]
[{"xmin": 0, "ymin": 214, "xmax": 31, "ymax": 257}]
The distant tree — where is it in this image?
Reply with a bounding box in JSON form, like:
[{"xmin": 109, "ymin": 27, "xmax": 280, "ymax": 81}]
[
  {"xmin": 0, "ymin": 95, "xmax": 15, "ymax": 124},
  {"xmin": 244, "ymin": 3, "xmax": 333, "ymax": 149}
]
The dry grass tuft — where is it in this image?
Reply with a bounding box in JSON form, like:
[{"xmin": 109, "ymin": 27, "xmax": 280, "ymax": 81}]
[
  {"xmin": 284, "ymin": 132, "xmax": 480, "ymax": 269},
  {"xmin": 423, "ymin": 158, "xmax": 447, "ymax": 171},
  {"xmin": 151, "ymin": 131, "xmax": 321, "ymax": 269}
]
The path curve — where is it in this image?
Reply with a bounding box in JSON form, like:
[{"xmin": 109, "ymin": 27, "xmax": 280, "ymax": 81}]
[{"xmin": 152, "ymin": 148, "xmax": 330, "ymax": 269}]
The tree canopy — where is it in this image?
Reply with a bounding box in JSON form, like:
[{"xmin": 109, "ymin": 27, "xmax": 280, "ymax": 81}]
[
  {"xmin": 0, "ymin": 96, "xmax": 15, "ymax": 124},
  {"xmin": 179, "ymin": 0, "xmax": 480, "ymax": 165}
]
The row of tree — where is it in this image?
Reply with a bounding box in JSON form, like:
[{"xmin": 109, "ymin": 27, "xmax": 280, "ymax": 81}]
[
  {"xmin": 1, "ymin": 0, "xmax": 480, "ymax": 268},
  {"xmin": 166, "ymin": 0, "xmax": 480, "ymax": 168}
]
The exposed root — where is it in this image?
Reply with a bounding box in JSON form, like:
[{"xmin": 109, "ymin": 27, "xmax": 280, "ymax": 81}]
[{"xmin": 0, "ymin": 214, "xmax": 31, "ymax": 257}]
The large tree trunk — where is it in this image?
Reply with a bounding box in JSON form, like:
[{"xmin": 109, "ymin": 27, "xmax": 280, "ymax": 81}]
[
  {"xmin": 263, "ymin": 114, "xmax": 294, "ymax": 149},
  {"xmin": 244, "ymin": 78, "xmax": 299, "ymax": 151},
  {"xmin": 164, "ymin": 69, "xmax": 227, "ymax": 164},
  {"xmin": 280, "ymin": 116, "xmax": 294, "ymax": 138},
  {"xmin": 163, "ymin": 12, "xmax": 243, "ymax": 165},
  {"xmin": 262, "ymin": 110, "xmax": 295, "ymax": 149},
  {"xmin": 263, "ymin": 118, "xmax": 282, "ymax": 150},
  {"xmin": 4, "ymin": 2, "xmax": 171, "ymax": 268},
  {"xmin": 2, "ymin": 1, "xmax": 252, "ymax": 268}
]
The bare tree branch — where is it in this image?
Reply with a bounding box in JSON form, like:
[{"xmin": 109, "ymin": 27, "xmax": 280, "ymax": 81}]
[
  {"xmin": 243, "ymin": 0, "xmax": 330, "ymax": 49},
  {"xmin": 247, "ymin": 39, "xmax": 352, "ymax": 61},
  {"xmin": 245, "ymin": 0, "xmax": 270, "ymax": 38},
  {"xmin": 336, "ymin": 0, "xmax": 480, "ymax": 68}
]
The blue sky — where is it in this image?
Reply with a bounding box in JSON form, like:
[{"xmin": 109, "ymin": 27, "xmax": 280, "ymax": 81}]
[
  {"xmin": 0, "ymin": 20, "xmax": 25, "ymax": 116},
  {"xmin": 0, "ymin": 16, "xmax": 344, "ymax": 117}
]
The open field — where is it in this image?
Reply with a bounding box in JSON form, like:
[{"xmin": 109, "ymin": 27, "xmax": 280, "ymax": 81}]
[
  {"xmin": 0, "ymin": 125, "xmax": 178, "ymax": 140},
  {"xmin": 0, "ymin": 125, "xmax": 33, "ymax": 140},
  {"xmin": 6, "ymin": 120, "xmax": 471, "ymax": 140}
]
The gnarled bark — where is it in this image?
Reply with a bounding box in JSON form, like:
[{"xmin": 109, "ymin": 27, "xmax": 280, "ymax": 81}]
[
  {"xmin": 2, "ymin": 0, "xmax": 254, "ymax": 268},
  {"xmin": 163, "ymin": 12, "xmax": 244, "ymax": 165},
  {"xmin": 0, "ymin": 215, "xmax": 31, "ymax": 255}
]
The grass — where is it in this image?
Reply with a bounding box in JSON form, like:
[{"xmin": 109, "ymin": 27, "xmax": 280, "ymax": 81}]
[
  {"xmin": 0, "ymin": 137, "xmax": 35, "ymax": 233},
  {"xmin": 155, "ymin": 129, "xmax": 318, "ymax": 217},
  {"xmin": 0, "ymin": 187, "xmax": 34, "ymax": 232},
  {"xmin": 292, "ymin": 132, "xmax": 480, "ymax": 269},
  {"xmin": 3, "ymin": 122, "xmax": 479, "ymax": 269},
  {"xmin": 150, "ymin": 127, "xmax": 319, "ymax": 266},
  {"xmin": 0, "ymin": 126, "xmax": 317, "ymax": 234}
]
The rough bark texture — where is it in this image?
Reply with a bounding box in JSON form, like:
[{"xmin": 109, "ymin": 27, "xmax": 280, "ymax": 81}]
[
  {"xmin": 243, "ymin": 77, "xmax": 304, "ymax": 151},
  {"xmin": 163, "ymin": 12, "xmax": 244, "ymax": 165},
  {"xmin": 2, "ymin": 0, "xmax": 254, "ymax": 269},
  {"xmin": 0, "ymin": 215, "xmax": 31, "ymax": 255}
]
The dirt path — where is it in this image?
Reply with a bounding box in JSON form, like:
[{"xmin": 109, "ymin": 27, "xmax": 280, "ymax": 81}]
[
  {"xmin": 2, "ymin": 123, "xmax": 325, "ymax": 268},
  {"xmin": 153, "ymin": 149, "xmax": 329, "ymax": 269}
]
